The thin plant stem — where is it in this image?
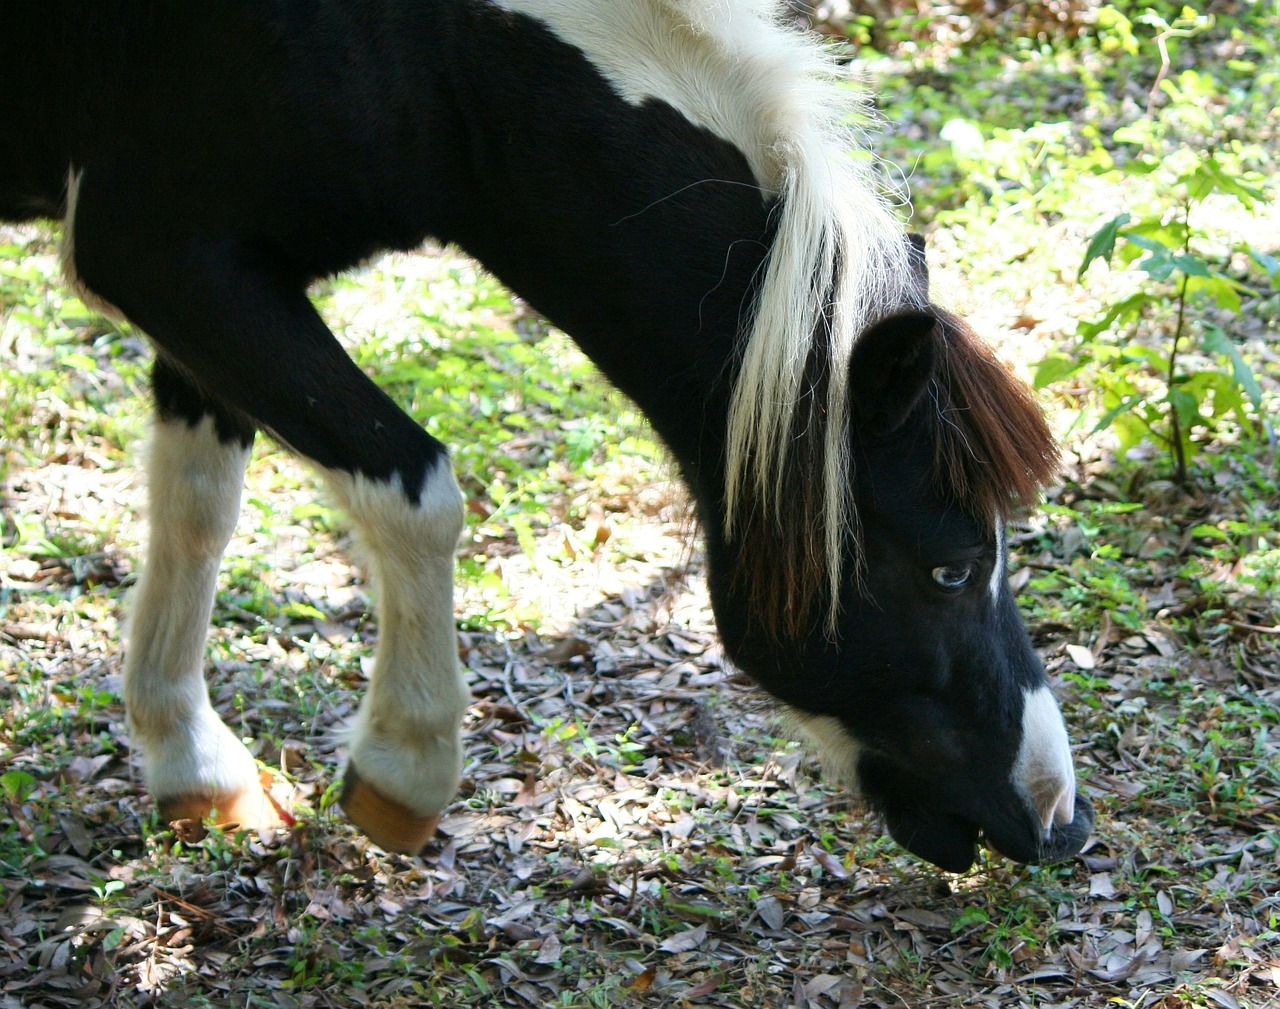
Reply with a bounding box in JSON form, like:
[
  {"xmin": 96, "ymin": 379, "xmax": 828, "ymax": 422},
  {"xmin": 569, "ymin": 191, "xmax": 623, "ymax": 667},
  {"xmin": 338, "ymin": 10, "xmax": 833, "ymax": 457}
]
[{"xmin": 1167, "ymin": 198, "xmax": 1193, "ymax": 485}]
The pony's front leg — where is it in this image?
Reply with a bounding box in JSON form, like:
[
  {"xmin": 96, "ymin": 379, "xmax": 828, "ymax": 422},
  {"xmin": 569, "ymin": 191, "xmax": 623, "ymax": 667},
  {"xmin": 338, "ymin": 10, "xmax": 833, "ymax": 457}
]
[
  {"xmin": 124, "ymin": 406, "xmax": 278, "ymax": 830},
  {"xmin": 327, "ymin": 464, "xmax": 468, "ymax": 853},
  {"xmin": 66, "ymin": 181, "xmax": 469, "ymax": 847}
]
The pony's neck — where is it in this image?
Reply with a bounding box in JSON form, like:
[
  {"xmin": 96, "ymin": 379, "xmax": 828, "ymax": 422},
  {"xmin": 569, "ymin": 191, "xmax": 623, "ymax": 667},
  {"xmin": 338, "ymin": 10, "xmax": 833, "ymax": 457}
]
[{"xmin": 438, "ymin": 9, "xmax": 774, "ymax": 486}]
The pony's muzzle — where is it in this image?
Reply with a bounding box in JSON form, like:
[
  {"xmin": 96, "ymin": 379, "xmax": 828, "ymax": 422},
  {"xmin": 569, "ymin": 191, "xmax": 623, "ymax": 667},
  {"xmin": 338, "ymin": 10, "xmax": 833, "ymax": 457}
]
[
  {"xmin": 984, "ymin": 790, "xmax": 1095, "ymax": 866},
  {"xmin": 884, "ymin": 790, "xmax": 1094, "ymax": 873}
]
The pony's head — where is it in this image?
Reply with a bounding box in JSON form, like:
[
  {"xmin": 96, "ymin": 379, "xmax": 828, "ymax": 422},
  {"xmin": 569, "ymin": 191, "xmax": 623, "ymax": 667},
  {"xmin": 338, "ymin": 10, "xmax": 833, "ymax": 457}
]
[{"xmin": 711, "ymin": 304, "xmax": 1093, "ymax": 873}]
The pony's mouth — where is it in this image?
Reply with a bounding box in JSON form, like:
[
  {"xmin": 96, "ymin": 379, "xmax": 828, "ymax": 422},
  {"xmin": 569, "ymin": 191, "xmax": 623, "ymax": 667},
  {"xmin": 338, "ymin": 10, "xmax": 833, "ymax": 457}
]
[
  {"xmin": 884, "ymin": 792, "xmax": 1095, "ymax": 873},
  {"xmin": 883, "ymin": 809, "xmax": 981, "ymax": 873},
  {"xmin": 982, "ymin": 791, "xmax": 1096, "ymax": 867}
]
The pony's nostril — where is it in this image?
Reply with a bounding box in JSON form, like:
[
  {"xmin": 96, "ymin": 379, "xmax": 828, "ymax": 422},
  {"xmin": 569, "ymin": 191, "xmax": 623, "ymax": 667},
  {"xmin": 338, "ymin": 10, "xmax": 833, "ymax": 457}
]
[
  {"xmin": 1032, "ymin": 774, "xmax": 1077, "ymax": 837},
  {"xmin": 1051, "ymin": 777, "xmax": 1078, "ymax": 828},
  {"xmin": 1015, "ymin": 684, "xmax": 1077, "ymax": 834}
]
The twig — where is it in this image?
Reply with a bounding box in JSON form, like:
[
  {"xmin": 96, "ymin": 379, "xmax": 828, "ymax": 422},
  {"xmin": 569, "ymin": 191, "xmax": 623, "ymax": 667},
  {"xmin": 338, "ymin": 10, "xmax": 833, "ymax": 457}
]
[
  {"xmin": 1227, "ymin": 620, "xmax": 1280, "ymax": 634},
  {"xmin": 1145, "ymin": 30, "xmax": 1173, "ymax": 118}
]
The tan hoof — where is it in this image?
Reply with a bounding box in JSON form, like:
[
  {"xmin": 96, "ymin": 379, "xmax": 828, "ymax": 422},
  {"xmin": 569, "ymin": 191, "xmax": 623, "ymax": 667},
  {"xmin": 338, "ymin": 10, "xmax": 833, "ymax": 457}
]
[
  {"xmin": 158, "ymin": 772, "xmax": 291, "ymax": 836},
  {"xmin": 340, "ymin": 763, "xmax": 440, "ymax": 854}
]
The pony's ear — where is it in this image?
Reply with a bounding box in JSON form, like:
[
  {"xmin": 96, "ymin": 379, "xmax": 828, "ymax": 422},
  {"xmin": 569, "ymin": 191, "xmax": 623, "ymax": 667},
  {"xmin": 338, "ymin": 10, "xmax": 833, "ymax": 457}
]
[
  {"xmin": 848, "ymin": 310, "xmax": 938, "ymax": 437},
  {"xmin": 906, "ymin": 233, "xmax": 929, "ymax": 299}
]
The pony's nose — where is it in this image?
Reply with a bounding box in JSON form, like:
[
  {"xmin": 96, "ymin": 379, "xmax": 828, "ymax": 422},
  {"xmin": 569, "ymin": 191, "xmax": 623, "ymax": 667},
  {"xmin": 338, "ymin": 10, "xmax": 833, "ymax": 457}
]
[
  {"xmin": 1014, "ymin": 685, "xmax": 1078, "ymax": 836},
  {"xmin": 985, "ymin": 790, "xmax": 1095, "ymax": 865}
]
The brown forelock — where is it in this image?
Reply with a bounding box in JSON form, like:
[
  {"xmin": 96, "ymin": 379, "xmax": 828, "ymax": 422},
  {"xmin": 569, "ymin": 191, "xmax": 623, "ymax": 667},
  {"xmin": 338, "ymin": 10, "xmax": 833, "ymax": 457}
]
[{"xmin": 930, "ymin": 311, "xmax": 1060, "ymax": 520}]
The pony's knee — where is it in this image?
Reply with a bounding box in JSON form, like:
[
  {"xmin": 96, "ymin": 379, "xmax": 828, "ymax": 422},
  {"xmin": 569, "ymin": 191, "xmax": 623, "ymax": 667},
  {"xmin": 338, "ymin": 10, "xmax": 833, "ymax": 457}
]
[
  {"xmin": 424, "ymin": 460, "xmax": 466, "ymax": 549},
  {"xmin": 146, "ymin": 414, "xmax": 250, "ymax": 559},
  {"xmin": 327, "ymin": 456, "xmax": 464, "ymax": 561},
  {"xmin": 407, "ymin": 458, "xmax": 466, "ymax": 559}
]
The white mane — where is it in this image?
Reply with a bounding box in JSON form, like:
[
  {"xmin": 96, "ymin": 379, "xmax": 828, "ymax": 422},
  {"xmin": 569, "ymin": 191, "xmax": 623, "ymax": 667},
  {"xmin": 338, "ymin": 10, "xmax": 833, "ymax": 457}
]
[{"xmin": 492, "ymin": 0, "xmax": 921, "ymax": 622}]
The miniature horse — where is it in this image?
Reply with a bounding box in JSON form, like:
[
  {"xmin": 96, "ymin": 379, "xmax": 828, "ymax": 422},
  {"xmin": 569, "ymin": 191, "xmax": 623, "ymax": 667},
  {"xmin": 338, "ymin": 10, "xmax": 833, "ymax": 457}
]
[{"xmin": 1, "ymin": 0, "xmax": 1093, "ymax": 872}]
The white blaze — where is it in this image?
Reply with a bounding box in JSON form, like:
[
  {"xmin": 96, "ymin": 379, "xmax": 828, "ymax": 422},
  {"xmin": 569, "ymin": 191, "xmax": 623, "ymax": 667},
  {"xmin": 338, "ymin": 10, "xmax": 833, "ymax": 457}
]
[
  {"xmin": 989, "ymin": 521, "xmax": 1006, "ymax": 604},
  {"xmin": 1014, "ymin": 686, "xmax": 1078, "ymax": 836}
]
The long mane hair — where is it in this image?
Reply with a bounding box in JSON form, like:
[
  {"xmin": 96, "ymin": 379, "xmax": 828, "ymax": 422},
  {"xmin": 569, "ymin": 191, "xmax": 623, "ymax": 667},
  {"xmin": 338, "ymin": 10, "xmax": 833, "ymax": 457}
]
[
  {"xmin": 656, "ymin": 2, "xmax": 921, "ymax": 632},
  {"xmin": 513, "ymin": 1, "xmax": 1058, "ymax": 638},
  {"xmin": 618, "ymin": 2, "xmax": 922, "ymax": 625},
  {"xmin": 657, "ymin": 3, "xmax": 1056, "ymax": 637}
]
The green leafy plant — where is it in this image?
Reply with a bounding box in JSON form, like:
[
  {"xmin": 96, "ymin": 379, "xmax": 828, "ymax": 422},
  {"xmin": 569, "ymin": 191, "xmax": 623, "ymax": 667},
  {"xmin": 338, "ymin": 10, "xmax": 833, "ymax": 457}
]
[
  {"xmin": 1039, "ymin": 8, "xmax": 1277, "ymax": 483},
  {"xmin": 0, "ymin": 770, "xmax": 36, "ymax": 805},
  {"xmin": 1068, "ymin": 156, "xmax": 1273, "ymax": 482}
]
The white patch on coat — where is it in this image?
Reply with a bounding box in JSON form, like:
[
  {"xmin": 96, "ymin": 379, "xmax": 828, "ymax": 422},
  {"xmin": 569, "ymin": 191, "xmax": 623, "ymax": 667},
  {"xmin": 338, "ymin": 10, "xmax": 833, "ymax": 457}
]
[
  {"xmin": 1013, "ymin": 685, "xmax": 1078, "ymax": 836},
  {"xmin": 60, "ymin": 168, "xmax": 125, "ymax": 320},
  {"xmin": 489, "ymin": 0, "xmax": 920, "ymax": 627},
  {"xmin": 786, "ymin": 709, "xmax": 863, "ymax": 795},
  {"xmin": 326, "ymin": 461, "xmax": 469, "ymax": 819},
  {"xmin": 125, "ymin": 416, "xmax": 259, "ymax": 802},
  {"xmin": 989, "ymin": 521, "xmax": 1006, "ymax": 605}
]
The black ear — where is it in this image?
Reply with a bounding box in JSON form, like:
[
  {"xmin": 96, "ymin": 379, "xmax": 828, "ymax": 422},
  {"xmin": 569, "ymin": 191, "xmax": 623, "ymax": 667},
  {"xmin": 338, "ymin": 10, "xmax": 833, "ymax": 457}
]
[
  {"xmin": 848, "ymin": 310, "xmax": 938, "ymax": 436},
  {"xmin": 906, "ymin": 233, "xmax": 929, "ymax": 299}
]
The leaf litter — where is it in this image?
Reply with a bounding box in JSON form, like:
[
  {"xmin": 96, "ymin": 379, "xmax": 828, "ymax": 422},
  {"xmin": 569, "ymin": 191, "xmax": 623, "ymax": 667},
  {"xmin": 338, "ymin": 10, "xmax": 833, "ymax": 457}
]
[{"xmin": 3, "ymin": 228, "xmax": 1280, "ymax": 1007}]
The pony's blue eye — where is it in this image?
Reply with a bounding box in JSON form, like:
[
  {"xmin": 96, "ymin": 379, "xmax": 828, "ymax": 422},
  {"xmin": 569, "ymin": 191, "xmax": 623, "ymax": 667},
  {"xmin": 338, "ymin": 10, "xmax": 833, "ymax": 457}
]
[{"xmin": 932, "ymin": 563, "xmax": 975, "ymax": 590}]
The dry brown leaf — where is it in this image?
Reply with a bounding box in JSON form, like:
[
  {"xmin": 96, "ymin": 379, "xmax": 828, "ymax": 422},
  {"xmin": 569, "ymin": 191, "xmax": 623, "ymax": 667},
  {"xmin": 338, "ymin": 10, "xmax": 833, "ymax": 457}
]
[
  {"xmin": 659, "ymin": 924, "xmax": 708, "ymax": 954},
  {"xmin": 683, "ymin": 973, "xmax": 723, "ymax": 998},
  {"xmin": 756, "ymin": 895, "xmax": 786, "ymax": 931}
]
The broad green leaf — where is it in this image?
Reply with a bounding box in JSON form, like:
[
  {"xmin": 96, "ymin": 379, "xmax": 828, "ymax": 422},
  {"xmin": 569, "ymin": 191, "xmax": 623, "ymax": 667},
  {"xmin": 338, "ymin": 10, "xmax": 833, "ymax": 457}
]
[
  {"xmin": 1078, "ymin": 213, "xmax": 1131, "ymax": 281},
  {"xmin": 1113, "ymin": 122, "xmax": 1152, "ymax": 146},
  {"xmin": 1113, "ymin": 411, "xmax": 1153, "ymax": 455},
  {"xmin": 1, "ymin": 770, "xmax": 36, "ymax": 804},
  {"xmin": 1186, "ymin": 274, "xmax": 1244, "ymax": 313},
  {"xmin": 1167, "ymin": 387, "xmax": 1200, "ymax": 428},
  {"xmin": 1124, "ymin": 218, "xmax": 1189, "ymax": 249},
  {"xmin": 1185, "ymin": 157, "xmax": 1266, "ymax": 207},
  {"xmin": 1091, "ymin": 394, "xmax": 1146, "ymax": 435},
  {"xmin": 952, "ymin": 907, "xmax": 991, "ymax": 931},
  {"xmin": 1125, "ymin": 234, "xmax": 1171, "ymax": 255},
  {"xmin": 1116, "ymin": 156, "xmax": 1161, "ymax": 176},
  {"xmin": 1033, "ymin": 353, "xmax": 1081, "ymax": 389},
  {"xmin": 1078, "ymin": 292, "xmax": 1149, "ymax": 340},
  {"xmin": 1181, "ymin": 371, "xmax": 1242, "ymax": 420},
  {"xmin": 1169, "ymin": 254, "xmax": 1210, "ymax": 277},
  {"xmin": 1075, "ymin": 289, "xmax": 1157, "ymax": 340},
  {"xmin": 1203, "ymin": 323, "xmax": 1264, "ymax": 409},
  {"xmin": 1138, "ymin": 250, "xmax": 1176, "ymax": 281},
  {"xmin": 1208, "ymin": 374, "xmax": 1245, "ymax": 418},
  {"xmin": 1124, "ymin": 345, "xmax": 1170, "ymax": 371},
  {"xmin": 1248, "ymin": 246, "xmax": 1279, "ymax": 283}
]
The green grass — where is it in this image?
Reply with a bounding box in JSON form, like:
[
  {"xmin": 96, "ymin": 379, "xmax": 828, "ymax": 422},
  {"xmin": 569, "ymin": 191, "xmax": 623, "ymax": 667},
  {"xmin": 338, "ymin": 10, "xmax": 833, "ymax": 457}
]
[{"xmin": 3, "ymin": 8, "xmax": 1280, "ymax": 1007}]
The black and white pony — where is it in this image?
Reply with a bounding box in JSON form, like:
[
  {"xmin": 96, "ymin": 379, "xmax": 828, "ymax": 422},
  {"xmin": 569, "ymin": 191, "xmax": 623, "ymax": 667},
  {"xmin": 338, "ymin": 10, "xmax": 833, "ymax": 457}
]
[{"xmin": 1, "ymin": 0, "xmax": 1093, "ymax": 873}]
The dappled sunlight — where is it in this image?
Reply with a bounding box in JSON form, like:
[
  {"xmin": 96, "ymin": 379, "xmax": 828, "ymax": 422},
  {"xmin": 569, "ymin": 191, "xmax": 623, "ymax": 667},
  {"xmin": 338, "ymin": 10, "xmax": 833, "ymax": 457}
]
[{"xmin": 4, "ymin": 3, "xmax": 1279, "ymax": 1003}]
